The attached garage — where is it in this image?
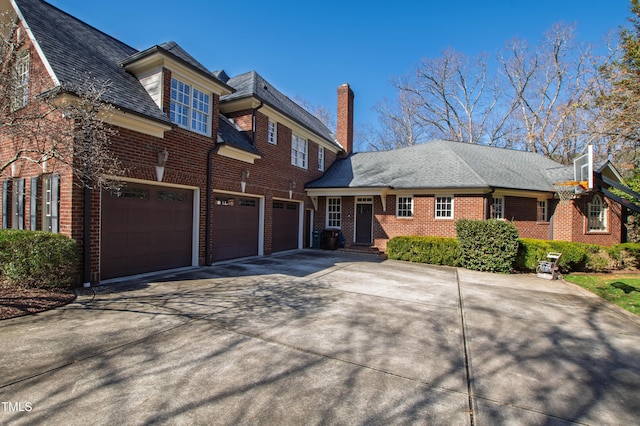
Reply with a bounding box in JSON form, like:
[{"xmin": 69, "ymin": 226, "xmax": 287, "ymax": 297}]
[
  {"xmin": 212, "ymin": 193, "xmax": 260, "ymax": 262},
  {"xmin": 101, "ymin": 183, "xmax": 194, "ymax": 280},
  {"xmin": 272, "ymin": 200, "xmax": 299, "ymax": 252}
]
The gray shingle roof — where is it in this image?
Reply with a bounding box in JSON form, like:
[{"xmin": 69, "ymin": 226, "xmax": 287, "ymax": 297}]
[
  {"xmin": 222, "ymin": 71, "xmax": 342, "ymax": 151},
  {"xmin": 306, "ymin": 140, "xmax": 574, "ymax": 192},
  {"xmin": 217, "ymin": 114, "xmax": 260, "ymax": 155},
  {"xmin": 15, "ymin": 0, "xmax": 170, "ymax": 123}
]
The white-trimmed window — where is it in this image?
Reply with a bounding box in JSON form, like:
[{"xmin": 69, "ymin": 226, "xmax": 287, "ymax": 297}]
[
  {"xmin": 268, "ymin": 120, "xmax": 277, "ymax": 145},
  {"xmin": 13, "ymin": 53, "xmax": 29, "ymax": 110},
  {"xmin": 492, "ymin": 197, "xmax": 504, "ymax": 219},
  {"xmin": 292, "ymin": 134, "xmax": 308, "ymax": 169},
  {"xmin": 318, "ymin": 146, "xmax": 325, "ymax": 171},
  {"xmin": 42, "ymin": 174, "xmax": 60, "ymax": 233},
  {"xmin": 327, "ymin": 197, "xmax": 341, "ymax": 228},
  {"xmin": 588, "ymin": 195, "xmax": 607, "ymax": 232},
  {"xmin": 397, "ymin": 196, "xmax": 413, "ymax": 218},
  {"xmin": 537, "ymin": 200, "xmax": 547, "ymax": 222},
  {"xmin": 170, "ymin": 78, "xmax": 210, "ymax": 135},
  {"xmin": 435, "ymin": 196, "xmax": 453, "ymax": 219}
]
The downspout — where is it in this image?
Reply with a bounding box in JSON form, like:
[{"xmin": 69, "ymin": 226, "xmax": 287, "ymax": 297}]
[
  {"xmin": 251, "ymin": 100, "xmax": 264, "ymax": 144},
  {"xmin": 205, "ymin": 145, "xmax": 220, "ymax": 265},
  {"xmin": 485, "ymin": 187, "xmax": 495, "ymax": 219}
]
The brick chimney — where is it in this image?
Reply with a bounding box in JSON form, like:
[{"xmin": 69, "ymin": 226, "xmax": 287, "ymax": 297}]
[{"xmin": 337, "ymin": 83, "xmax": 354, "ymax": 156}]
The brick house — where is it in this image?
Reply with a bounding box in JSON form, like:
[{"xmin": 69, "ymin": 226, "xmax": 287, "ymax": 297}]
[
  {"xmin": 0, "ymin": 0, "xmax": 629, "ymax": 286},
  {"xmin": 306, "ymin": 140, "xmax": 627, "ymax": 252},
  {"xmin": 0, "ymin": 0, "xmax": 348, "ymax": 283}
]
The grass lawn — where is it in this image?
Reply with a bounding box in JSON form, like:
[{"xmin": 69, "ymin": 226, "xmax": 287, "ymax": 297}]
[{"xmin": 564, "ymin": 274, "xmax": 640, "ymax": 315}]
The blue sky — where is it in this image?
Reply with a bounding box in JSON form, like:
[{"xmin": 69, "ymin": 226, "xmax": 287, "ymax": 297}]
[{"xmin": 48, "ymin": 0, "xmax": 630, "ymax": 142}]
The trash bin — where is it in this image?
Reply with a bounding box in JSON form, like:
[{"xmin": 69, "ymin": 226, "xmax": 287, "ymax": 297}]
[
  {"xmin": 322, "ymin": 229, "xmax": 340, "ymax": 250},
  {"xmin": 312, "ymin": 230, "xmax": 322, "ymax": 249}
]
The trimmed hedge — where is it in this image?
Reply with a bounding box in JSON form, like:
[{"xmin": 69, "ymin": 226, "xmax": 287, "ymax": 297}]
[
  {"xmin": 387, "ymin": 236, "xmax": 460, "ymax": 266},
  {"xmin": 456, "ymin": 219, "xmax": 520, "ymax": 273},
  {"xmin": 387, "ymin": 233, "xmax": 640, "ymax": 274},
  {"xmin": 0, "ymin": 230, "xmax": 78, "ymax": 289}
]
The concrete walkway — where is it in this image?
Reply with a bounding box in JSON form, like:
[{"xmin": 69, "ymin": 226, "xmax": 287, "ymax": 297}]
[{"xmin": 1, "ymin": 250, "xmax": 639, "ymax": 425}]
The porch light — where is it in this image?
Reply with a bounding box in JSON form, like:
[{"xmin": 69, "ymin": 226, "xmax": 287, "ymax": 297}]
[
  {"xmin": 289, "ymin": 180, "xmax": 296, "ymax": 199},
  {"xmin": 156, "ymin": 148, "xmax": 168, "ymax": 182},
  {"xmin": 241, "ymin": 170, "xmax": 250, "ymax": 193}
]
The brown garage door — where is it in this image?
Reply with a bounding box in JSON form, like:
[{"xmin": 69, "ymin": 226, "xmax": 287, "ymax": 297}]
[
  {"xmin": 212, "ymin": 193, "xmax": 260, "ymax": 262},
  {"xmin": 272, "ymin": 200, "xmax": 299, "ymax": 252},
  {"xmin": 101, "ymin": 184, "xmax": 193, "ymax": 280}
]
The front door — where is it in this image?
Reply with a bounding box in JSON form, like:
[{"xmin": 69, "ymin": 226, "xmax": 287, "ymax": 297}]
[{"xmin": 355, "ymin": 203, "xmax": 373, "ymax": 245}]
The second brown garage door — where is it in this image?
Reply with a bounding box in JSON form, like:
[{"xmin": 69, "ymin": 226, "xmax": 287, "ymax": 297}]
[
  {"xmin": 212, "ymin": 193, "xmax": 260, "ymax": 262},
  {"xmin": 272, "ymin": 200, "xmax": 299, "ymax": 252}
]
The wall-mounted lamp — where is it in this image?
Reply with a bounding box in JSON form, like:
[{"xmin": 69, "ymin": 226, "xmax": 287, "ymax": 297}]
[
  {"xmin": 10, "ymin": 163, "xmax": 16, "ymax": 177},
  {"xmin": 156, "ymin": 148, "xmax": 168, "ymax": 182},
  {"xmin": 241, "ymin": 170, "xmax": 250, "ymax": 193},
  {"xmin": 289, "ymin": 180, "xmax": 296, "ymax": 199}
]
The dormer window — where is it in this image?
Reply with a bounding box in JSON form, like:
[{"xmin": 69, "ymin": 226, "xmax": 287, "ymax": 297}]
[{"xmin": 170, "ymin": 77, "xmax": 210, "ymax": 135}]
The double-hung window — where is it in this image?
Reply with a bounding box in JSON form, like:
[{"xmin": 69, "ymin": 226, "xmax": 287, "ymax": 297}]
[
  {"xmin": 318, "ymin": 146, "xmax": 325, "ymax": 171},
  {"xmin": 492, "ymin": 197, "xmax": 504, "ymax": 219},
  {"xmin": 397, "ymin": 196, "xmax": 413, "ymax": 218},
  {"xmin": 435, "ymin": 196, "xmax": 453, "ymax": 219},
  {"xmin": 588, "ymin": 195, "xmax": 607, "ymax": 232},
  {"xmin": 13, "ymin": 53, "xmax": 29, "ymax": 110},
  {"xmin": 170, "ymin": 78, "xmax": 210, "ymax": 135},
  {"xmin": 537, "ymin": 200, "xmax": 547, "ymax": 222},
  {"xmin": 327, "ymin": 197, "xmax": 341, "ymax": 228},
  {"xmin": 268, "ymin": 120, "xmax": 277, "ymax": 145},
  {"xmin": 291, "ymin": 134, "xmax": 308, "ymax": 169}
]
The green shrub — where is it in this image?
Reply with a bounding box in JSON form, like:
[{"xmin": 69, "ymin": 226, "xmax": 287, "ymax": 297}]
[
  {"xmin": 0, "ymin": 230, "xmax": 78, "ymax": 289},
  {"xmin": 456, "ymin": 219, "xmax": 519, "ymax": 273},
  {"xmin": 516, "ymin": 239, "xmax": 603, "ymax": 273},
  {"xmin": 387, "ymin": 236, "xmax": 460, "ymax": 266}
]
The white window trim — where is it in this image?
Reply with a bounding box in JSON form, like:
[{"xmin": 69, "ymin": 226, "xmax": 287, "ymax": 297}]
[
  {"xmin": 326, "ymin": 197, "xmax": 341, "ymax": 229},
  {"xmin": 537, "ymin": 200, "xmax": 548, "ymax": 222},
  {"xmin": 268, "ymin": 120, "xmax": 277, "ymax": 145},
  {"xmin": 435, "ymin": 195, "xmax": 454, "ymax": 219},
  {"xmin": 291, "ymin": 134, "xmax": 308, "ymax": 169},
  {"xmin": 13, "ymin": 52, "xmax": 29, "ymax": 110},
  {"xmin": 170, "ymin": 77, "xmax": 211, "ymax": 136},
  {"xmin": 588, "ymin": 194, "xmax": 608, "ymax": 232},
  {"xmin": 396, "ymin": 196, "xmax": 414, "ymax": 218},
  {"xmin": 492, "ymin": 197, "xmax": 504, "ymax": 219},
  {"xmin": 318, "ymin": 146, "xmax": 325, "ymax": 171}
]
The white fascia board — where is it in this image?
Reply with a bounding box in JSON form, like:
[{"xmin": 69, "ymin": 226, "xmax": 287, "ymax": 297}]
[
  {"xmin": 10, "ymin": 0, "xmax": 60, "ymax": 86},
  {"xmin": 493, "ymin": 188, "xmax": 553, "ymax": 199},
  {"xmin": 217, "ymin": 144, "xmax": 261, "ymax": 164}
]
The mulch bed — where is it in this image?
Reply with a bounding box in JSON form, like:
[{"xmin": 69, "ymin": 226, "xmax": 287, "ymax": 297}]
[{"xmin": 0, "ymin": 288, "xmax": 76, "ymax": 320}]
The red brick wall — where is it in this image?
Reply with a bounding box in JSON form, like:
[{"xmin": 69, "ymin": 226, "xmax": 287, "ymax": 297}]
[{"xmin": 504, "ymin": 196, "xmax": 552, "ymax": 240}]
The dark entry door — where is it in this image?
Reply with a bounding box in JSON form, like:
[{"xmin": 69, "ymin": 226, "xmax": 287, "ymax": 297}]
[{"xmin": 355, "ymin": 203, "xmax": 373, "ymax": 244}]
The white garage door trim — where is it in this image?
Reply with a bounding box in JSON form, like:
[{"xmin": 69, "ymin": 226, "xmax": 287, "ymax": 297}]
[{"xmin": 100, "ymin": 177, "xmax": 200, "ymax": 270}]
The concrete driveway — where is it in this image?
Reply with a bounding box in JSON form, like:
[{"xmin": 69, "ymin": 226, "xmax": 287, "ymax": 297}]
[{"xmin": 1, "ymin": 250, "xmax": 639, "ymax": 425}]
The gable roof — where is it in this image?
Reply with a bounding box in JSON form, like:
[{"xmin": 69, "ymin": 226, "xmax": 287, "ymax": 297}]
[
  {"xmin": 14, "ymin": 0, "xmax": 170, "ymax": 123},
  {"xmin": 306, "ymin": 140, "xmax": 574, "ymax": 192},
  {"xmin": 221, "ymin": 71, "xmax": 342, "ymax": 151}
]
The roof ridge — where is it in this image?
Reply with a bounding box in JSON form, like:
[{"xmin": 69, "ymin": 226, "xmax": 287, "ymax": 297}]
[{"xmin": 23, "ymin": 0, "xmax": 138, "ymax": 53}]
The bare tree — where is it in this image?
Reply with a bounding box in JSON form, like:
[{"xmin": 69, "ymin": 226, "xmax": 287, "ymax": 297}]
[
  {"xmin": 366, "ymin": 49, "xmax": 516, "ymax": 150},
  {"xmin": 368, "ymin": 23, "xmax": 613, "ymax": 163},
  {"xmin": 294, "ymin": 95, "xmax": 336, "ymax": 133},
  {"xmin": 500, "ymin": 23, "xmax": 611, "ymax": 163},
  {"xmin": 0, "ymin": 13, "xmax": 124, "ymax": 188}
]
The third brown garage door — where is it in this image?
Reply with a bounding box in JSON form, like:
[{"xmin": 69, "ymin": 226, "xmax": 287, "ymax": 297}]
[
  {"xmin": 212, "ymin": 193, "xmax": 260, "ymax": 262},
  {"xmin": 272, "ymin": 200, "xmax": 299, "ymax": 252}
]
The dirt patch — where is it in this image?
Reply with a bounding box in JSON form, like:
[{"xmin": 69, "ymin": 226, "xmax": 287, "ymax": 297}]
[{"xmin": 0, "ymin": 288, "xmax": 76, "ymax": 320}]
